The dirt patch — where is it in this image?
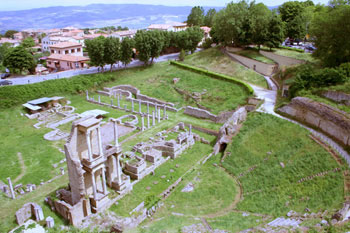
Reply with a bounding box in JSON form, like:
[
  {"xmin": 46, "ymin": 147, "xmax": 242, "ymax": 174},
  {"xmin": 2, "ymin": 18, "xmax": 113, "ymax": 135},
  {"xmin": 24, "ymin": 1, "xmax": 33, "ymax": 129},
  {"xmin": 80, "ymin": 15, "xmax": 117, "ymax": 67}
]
[{"xmin": 14, "ymin": 152, "xmax": 26, "ymax": 183}]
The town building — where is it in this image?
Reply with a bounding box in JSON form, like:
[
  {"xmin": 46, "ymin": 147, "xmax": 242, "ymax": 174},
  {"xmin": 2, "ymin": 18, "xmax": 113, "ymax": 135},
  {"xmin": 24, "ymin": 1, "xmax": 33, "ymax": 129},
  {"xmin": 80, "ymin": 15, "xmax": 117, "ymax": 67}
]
[
  {"xmin": 147, "ymin": 22, "xmax": 188, "ymax": 32},
  {"xmin": 109, "ymin": 30, "xmax": 137, "ymax": 40},
  {"xmin": 46, "ymin": 42, "xmax": 89, "ymax": 72},
  {"xmin": 0, "ymin": 38, "xmax": 21, "ymax": 47}
]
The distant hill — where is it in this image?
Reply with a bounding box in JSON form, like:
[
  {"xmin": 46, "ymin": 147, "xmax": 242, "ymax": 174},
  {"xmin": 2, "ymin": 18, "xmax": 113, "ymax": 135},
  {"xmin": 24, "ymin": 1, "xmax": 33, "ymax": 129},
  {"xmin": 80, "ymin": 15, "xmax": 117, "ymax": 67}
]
[
  {"xmin": 0, "ymin": 4, "xmax": 221, "ymax": 31},
  {"xmin": 0, "ymin": 4, "xmax": 280, "ymax": 32}
]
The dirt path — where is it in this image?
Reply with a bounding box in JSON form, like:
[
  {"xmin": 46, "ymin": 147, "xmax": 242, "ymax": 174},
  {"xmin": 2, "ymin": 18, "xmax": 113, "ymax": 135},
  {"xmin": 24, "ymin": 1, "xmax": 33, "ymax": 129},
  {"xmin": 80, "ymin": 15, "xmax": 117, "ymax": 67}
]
[
  {"xmin": 203, "ymin": 166, "xmax": 242, "ymax": 219},
  {"xmin": 14, "ymin": 152, "xmax": 26, "ymax": 183}
]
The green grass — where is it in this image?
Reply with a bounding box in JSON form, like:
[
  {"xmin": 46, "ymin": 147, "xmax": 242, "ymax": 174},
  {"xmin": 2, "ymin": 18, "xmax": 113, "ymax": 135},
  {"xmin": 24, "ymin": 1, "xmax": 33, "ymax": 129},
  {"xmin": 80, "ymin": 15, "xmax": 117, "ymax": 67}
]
[
  {"xmin": 110, "ymin": 142, "xmax": 213, "ymax": 216},
  {"xmin": 273, "ymin": 48, "xmax": 317, "ymax": 63},
  {"xmin": 235, "ymin": 48, "xmax": 276, "ymax": 65},
  {"xmin": 183, "ymin": 48, "xmax": 268, "ymax": 88},
  {"xmin": 223, "ymin": 113, "xmax": 345, "ymax": 217},
  {"xmin": 207, "ymin": 212, "xmax": 263, "ymax": 233}
]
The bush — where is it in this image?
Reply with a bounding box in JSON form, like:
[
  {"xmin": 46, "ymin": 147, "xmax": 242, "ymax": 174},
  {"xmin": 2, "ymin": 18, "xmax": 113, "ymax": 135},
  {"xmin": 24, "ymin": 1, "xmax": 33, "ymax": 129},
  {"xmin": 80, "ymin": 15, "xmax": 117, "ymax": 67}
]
[
  {"xmin": 202, "ymin": 38, "xmax": 213, "ymax": 49},
  {"xmin": 0, "ymin": 73, "xmax": 117, "ymax": 109},
  {"xmin": 170, "ymin": 60, "xmax": 254, "ymax": 94},
  {"xmin": 280, "ymin": 45, "xmax": 305, "ymax": 53},
  {"xmin": 179, "ymin": 49, "xmax": 186, "ymax": 61}
]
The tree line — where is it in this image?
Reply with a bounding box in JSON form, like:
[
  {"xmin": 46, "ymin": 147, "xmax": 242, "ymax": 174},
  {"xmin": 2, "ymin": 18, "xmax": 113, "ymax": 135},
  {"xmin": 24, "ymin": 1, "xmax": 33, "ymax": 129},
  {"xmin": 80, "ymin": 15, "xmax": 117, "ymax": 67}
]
[{"xmin": 86, "ymin": 27, "xmax": 204, "ymax": 68}]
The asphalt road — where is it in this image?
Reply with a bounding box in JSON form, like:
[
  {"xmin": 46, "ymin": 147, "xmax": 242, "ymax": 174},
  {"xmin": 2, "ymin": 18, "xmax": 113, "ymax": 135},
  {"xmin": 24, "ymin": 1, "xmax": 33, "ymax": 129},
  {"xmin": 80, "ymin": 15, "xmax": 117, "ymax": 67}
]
[{"xmin": 6, "ymin": 51, "xmax": 182, "ymax": 86}]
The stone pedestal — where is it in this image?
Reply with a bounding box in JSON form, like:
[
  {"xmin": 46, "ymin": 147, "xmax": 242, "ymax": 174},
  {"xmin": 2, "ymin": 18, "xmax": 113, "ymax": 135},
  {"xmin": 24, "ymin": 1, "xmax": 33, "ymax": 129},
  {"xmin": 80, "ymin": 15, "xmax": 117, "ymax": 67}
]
[{"xmin": 46, "ymin": 216, "xmax": 54, "ymax": 228}]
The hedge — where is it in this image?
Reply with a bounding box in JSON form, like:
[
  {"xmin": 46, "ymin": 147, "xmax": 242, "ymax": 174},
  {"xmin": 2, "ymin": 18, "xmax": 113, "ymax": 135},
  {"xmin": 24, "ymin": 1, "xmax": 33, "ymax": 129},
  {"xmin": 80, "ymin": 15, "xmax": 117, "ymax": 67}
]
[
  {"xmin": 170, "ymin": 61, "xmax": 254, "ymax": 95},
  {"xmin": 280, "ymin": 46, "xmax": 305, "ymax": 53},
  {"xmin": 0, "ymin": 73, "xmax": 117, "ymax": 109}
]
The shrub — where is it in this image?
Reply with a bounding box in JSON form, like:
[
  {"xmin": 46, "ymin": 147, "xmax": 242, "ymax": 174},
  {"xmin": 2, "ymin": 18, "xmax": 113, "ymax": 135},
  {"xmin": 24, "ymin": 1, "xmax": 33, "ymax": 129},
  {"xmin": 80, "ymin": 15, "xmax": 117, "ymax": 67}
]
[
  {"xmin": 0, "ymin": 73, "xmax": 117, "ymax": 109},
  {"xmin": 202, "ymin": 38, "xmax": 213, "ymax": 49},
  {"xmin": 179, "ymin": 49, "xmax": 186, "ymax": 61}
]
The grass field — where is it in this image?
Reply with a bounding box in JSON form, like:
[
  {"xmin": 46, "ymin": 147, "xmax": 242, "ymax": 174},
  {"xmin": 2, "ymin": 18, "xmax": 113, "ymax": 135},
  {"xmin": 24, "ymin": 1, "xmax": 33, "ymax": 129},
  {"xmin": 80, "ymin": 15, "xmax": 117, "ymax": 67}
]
[
  {"xmin": 183, "ymin": 48, "xmax": 268, "ymax": 88},
  {"xmin": 223, "ymin": 113, "xmax": 345, "ymax": 217},
  {"xmin": 235, "ymin": 48, "xmax": 276, "ymax": 65}
]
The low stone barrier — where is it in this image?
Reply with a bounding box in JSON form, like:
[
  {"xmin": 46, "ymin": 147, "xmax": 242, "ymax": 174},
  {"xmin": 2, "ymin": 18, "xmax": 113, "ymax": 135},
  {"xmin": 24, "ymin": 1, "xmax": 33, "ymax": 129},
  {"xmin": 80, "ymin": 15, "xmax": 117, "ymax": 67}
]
[
  {"xmin": 322, "ymin": 90, "xmax": 350, "ymax": 106},
  {"xmin": 184, "ymin": 106, "xmax": 217, "ymax": 122}
]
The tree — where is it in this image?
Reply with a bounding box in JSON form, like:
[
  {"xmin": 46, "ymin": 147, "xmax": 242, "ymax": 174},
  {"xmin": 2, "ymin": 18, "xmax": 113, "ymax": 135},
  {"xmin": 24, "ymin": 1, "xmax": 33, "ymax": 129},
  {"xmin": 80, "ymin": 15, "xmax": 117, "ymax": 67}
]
[
  {"xmin": 186, "ymin": 27, "xmax": 204, "ymax": 53},
  {"xmin": 4, "ymin": 30, "xmax": 18, "ymax": 39},
  {"xmin": 278, "ymin": 1, "xmax": 306, "ymax": 39},
  {"xmin": 120, "ymin": 37, "xmax": 134, "ymax": 67},
  {"xmin": 0, "ymin": 42, "xmax": 11, "ymax": 64},
  {"xmin": 187, "ymin": 6, "xmax": 205, "ymax": 26},
  {"xmin": 310, "ymin": 4, "xmax": 350, "ymax": 66},
  {"xmin": 103, "ymin": 37, "xmax": 120, "ymax": 71},
  {"xmin": 264, "ymin": 12, "xmax": 285, "ymax": 49},
  {"xmin": 85, "ymin": 36, "xmax": 106, "ymax": 70},
  {"xmin": 3, "ymin": 46, "xmax": 36, "ymax": 74},
  {"xmin": 179, "ymin": 49, "xmax": 186, "ymax": 61},
  {"xmin": 249, "ymin": 3, "xmax": 271, "ymax": 49},
  {"xmin": 204, "ymin": 8, "xmax": 216, "ymax": 27},
  {"xmin": 212, "ymin": 0, "xmax": 251, "ymax": 46},
  {"xmin": 21, "ymin": 37, "xmax": 35, "ymax": 48},
  {"xmin": 134, "ymin": 30, "xmax": 164, "ymax": 65}
]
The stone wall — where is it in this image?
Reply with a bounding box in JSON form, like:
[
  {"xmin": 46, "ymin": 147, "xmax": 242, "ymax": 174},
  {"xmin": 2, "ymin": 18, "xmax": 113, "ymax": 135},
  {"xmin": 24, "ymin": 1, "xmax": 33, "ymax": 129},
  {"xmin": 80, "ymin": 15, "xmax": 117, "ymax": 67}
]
[
  {"xmin": 224, "ymin": 48, "xmax": 278, "ymax": 76},
  {"xmin": 278, "ymin": 97, "xmax": 350, "ymax": 148},
  {"xmin": 184, "ymin": 106, "xmax": 217, "ymax": 122},
  {"xmin": 322, "ymin": 90, "xmax": 350, "ymax": 106},
  {"xmin": 15, "ymin": 203, "xmax": 44, "ymax": 225},
  {"xmin": 259, "ymin": 50, "xmax": 305, "ymax": 67}
]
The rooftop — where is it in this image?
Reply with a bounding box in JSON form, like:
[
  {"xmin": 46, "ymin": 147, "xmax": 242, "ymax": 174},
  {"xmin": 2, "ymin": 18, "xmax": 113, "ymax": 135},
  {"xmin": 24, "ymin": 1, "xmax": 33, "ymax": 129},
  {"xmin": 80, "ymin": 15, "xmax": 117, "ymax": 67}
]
[
  {"xmin": 47, "ymin": 54, "xmax": 90, "ymax": 62},
  {"xmin": 49, "ymin": 41, "xmax": 81, "ymax": 49}
]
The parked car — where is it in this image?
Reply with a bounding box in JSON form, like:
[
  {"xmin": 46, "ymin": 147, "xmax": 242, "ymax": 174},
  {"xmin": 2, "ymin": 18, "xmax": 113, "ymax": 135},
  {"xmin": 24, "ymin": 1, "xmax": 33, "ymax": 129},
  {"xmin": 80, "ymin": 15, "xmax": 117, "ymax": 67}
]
[
  {"xmin": 0, "ymin": 80, "xmax": 13, "ymax": 86},
  {"xmin": 0, "ymin": 73, "xmax": 10, "ymax": 79}
]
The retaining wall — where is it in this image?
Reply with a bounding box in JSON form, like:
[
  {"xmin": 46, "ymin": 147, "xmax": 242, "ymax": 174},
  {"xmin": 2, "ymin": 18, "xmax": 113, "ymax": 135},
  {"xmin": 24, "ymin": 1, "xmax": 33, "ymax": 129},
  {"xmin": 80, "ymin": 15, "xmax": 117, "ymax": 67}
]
[
  {"xmin": 224, "ymin": 48, "xmax": 278, "ymax": 76},
  {"xmin": 259, "ymin": 50, "xmax": 306, "ymax": 67},
  {"xmin": 322, "ymin": 90, "xmax": 350, "ymax": 106}
]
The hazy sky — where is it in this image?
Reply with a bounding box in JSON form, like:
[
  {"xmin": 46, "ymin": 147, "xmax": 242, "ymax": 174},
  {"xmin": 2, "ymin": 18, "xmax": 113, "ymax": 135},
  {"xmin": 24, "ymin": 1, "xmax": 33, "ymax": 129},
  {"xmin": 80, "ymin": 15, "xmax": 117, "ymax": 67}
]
[{"xmin": 0, "ymin": 0, "xmax": 330, "ymax": 11}]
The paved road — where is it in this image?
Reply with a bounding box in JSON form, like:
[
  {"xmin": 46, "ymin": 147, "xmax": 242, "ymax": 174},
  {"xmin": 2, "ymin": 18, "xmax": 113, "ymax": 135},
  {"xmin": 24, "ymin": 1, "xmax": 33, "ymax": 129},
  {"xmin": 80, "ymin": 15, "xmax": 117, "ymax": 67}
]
[{"xmin": 6, "ymin": 52, "xmax": 183, "ymax": 86}]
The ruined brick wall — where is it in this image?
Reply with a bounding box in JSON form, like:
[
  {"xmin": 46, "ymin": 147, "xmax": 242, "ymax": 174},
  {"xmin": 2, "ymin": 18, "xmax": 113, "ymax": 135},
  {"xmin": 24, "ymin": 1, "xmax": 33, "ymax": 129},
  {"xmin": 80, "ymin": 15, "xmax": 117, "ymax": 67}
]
[
  {"xmin": 278, "ymin": 97, "xmax": 350, "ymax": 148},
  {"xmin": 184, "ymin": 106, "xmax": 217, "ymax": 121},
  {"xmin": 322, "ymin": 91, "xmax": 350, "ymax": 106},
  {"xmin": 259, "ymin": 50, "xmax": 305, "ymax": 67}
]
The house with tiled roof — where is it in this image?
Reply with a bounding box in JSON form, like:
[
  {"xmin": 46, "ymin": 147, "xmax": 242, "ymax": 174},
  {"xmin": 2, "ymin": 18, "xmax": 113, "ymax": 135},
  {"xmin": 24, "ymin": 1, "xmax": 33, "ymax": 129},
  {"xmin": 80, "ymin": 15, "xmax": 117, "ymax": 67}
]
[
  {"xmin": 148, "ymin": 22, "xmax": 188, "ymax": 32},
  {"xmin": 46, "ymin": 41, "xmax": 89, "ymax": 72}
]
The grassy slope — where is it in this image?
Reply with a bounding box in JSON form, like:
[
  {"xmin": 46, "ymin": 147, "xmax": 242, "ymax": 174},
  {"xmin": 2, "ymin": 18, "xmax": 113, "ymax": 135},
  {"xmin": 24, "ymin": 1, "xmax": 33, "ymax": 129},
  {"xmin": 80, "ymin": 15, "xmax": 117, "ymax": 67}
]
[
  {"xmin": 103, "ymin": 62, "xmax": 248, "ymax": 115},
  {"xmin": 223, "ymin": 113, "xmax": 344, "ymax": 217},
  {"xmin": 273, "ymin": 48, "xmax": 316, "ymax": 63},
  {"xmin": 236, "ymin": 49, "xmax": 276, "ymax": 64},
  {"xmin": 183, "ymin": 48, "xmax": 268, "ymax": 88}
]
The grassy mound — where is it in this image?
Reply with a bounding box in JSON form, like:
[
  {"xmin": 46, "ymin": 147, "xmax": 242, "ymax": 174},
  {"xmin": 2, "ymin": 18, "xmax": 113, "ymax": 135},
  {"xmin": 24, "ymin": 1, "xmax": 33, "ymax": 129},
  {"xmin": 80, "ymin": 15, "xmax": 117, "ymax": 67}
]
[
  {"xmin": 183, "ymin": 48, "xmax": 268, "ymax": 88},
  {"xmin": 223, "ymin": 113, "xmax": 345, "ymax": 217}
]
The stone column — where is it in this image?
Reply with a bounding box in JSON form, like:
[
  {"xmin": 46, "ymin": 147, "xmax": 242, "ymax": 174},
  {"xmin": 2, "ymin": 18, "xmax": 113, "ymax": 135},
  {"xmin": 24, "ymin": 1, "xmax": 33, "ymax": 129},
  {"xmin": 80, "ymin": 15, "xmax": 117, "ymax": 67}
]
[
  {"xmin": 116, "ymin": 155, "xmax": 122, "ymax": 184},
  {"xmin": 141, "ymin": 115, "xmax": 145, "ymax": 131},
  {"xmin": 46, "ymin": 216, "xmax": 54, "ymax": 228},
  {"xmin": 112, "ymin": 120, "xmax": 119, "ymax": 147},
  {"xmin": 101, "ymin": 168, "xmax": 108, "ymax": 195},
  {"xmin": 147, "ymin": 114, "xmax": 150, "ymax": 128},
  {"xmin": 139, "ymin": 100, "xmax": 142, "ymax": 114},
  {"xmin": 114, "ymin": 92, "xmax": 116, "ymax": 99},
  {"xmin": 7, "ymin": 177, "xmax": 15, "ymax": 199},
  {"xmin": 97, "ymin": 128, "xmax": 103, "ymax": 157},
  {"xmin": 117, "ymin": 94, "xmax": 120, "ymax": 108},
  {"xmin": 163, "ymin": 105, "xmax": 166, "ymax": 120},
  {"xmin": 131, "ymin": 99, "xmax": 134, "ymax": 112},
  {"xmin": 86, "ymin": 90, "xmax": 89, "ymax": 100},
  {"xmin": 189, "ymin": 124, "xmax": 192, "ymax": 136},
  {"xmin": 155, "ymin": 104, "xmax": 157, "ymax": 114},
  {"xmin": 152, "ymin": 111, "xmax": 155, "ymax": 126},
  {"xmin": 98, "ymin": 95, "xmax": 101, "ymax": 103},
  {"xmin": 157, "ymin": 107, "xmax": 161, "ymax": 123},
  {"xmin": 147, "ymin": 102, "xmax": 149, "ymax": 115},
  {"xmin": 86, "ymin": 131, "xmax": 93, "ymax": 161},
  {"xmin": 91, "ymin": 172, "xmax": 97, "ymax": 199}
]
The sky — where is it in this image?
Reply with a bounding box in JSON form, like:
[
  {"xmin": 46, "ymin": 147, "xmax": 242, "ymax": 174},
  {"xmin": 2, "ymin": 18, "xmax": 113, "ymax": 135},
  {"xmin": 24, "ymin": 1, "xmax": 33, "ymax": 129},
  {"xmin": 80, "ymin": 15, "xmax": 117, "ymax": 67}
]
[{"xmin": 0, "ymin": 0, "xmax": 330, "ymax": 11}]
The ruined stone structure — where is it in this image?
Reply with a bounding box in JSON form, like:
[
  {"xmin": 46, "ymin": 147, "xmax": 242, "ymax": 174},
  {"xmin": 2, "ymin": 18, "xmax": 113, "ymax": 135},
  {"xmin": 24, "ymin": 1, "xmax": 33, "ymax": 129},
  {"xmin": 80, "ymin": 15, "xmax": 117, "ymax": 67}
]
[
  {"xmin": 322, "ymin": 90, "xmax": 350, "ymax": 106},
  {"xmin": 47, "ymin": 116, "xmax": 132, "ymax": 226},
  {"xmin": 278, "ymin": 97, "xmax": 350, "ymax": 148},
  {"xmin": 15, "ymin": 202, "xmax": 44, "ymax": 225},
  {"xmin": 214, "ymin": 107, "xmax": 248, "ymax": 155}
]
